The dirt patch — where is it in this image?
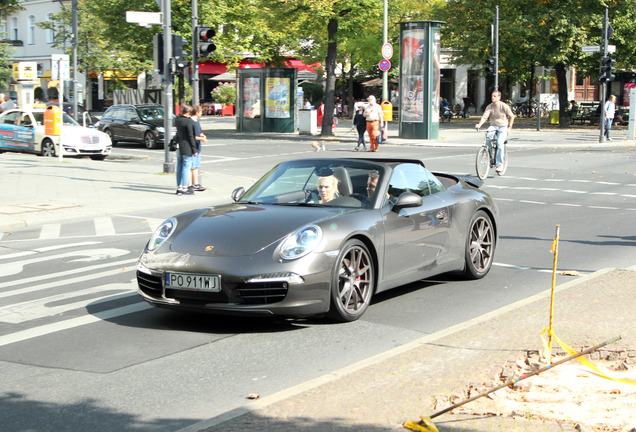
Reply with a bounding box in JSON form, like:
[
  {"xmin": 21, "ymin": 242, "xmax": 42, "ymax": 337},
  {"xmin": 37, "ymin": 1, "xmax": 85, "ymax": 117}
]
[{"xmin": 434, "ymin": 348, "xmax": 636, "ymax": 431}]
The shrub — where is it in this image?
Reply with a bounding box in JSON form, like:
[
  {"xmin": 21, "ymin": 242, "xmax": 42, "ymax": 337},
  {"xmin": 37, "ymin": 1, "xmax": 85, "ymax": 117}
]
[{"xmin": 211, "ymin": 82, "xmax": 236, "ymax": 105}]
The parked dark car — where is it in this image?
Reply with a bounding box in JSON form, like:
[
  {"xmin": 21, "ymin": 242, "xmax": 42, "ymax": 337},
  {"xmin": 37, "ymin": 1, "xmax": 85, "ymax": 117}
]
[
  {"xmin": 137, "ymin": 158, "xmax": 499, "ymax": 322},
  {"xmin": 96, "ymin": 104, "xmax": 172, "ymax": 149}
]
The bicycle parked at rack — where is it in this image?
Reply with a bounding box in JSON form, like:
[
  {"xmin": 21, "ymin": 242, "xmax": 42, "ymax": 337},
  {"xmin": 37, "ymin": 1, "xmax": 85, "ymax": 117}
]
[{"xmin": 475, "ymin": 128, "xmax": 508, "ymax": 180}]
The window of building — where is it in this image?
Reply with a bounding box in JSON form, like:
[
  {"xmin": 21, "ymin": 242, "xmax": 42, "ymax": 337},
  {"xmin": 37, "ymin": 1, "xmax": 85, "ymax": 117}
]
[
  {"xmin": 11, "ymin": 17, "xmax": 18, "ymax": 40},
  {"xmin": 28, "ymin": 15, "xmax": 36, "ymax": 45},
  {"xmin": 47, "ymin": 14, "xmax": 55, "ymax": 43}
]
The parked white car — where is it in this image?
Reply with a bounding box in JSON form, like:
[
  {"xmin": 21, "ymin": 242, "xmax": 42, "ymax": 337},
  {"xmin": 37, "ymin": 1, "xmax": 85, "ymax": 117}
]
[{"xmin": 0, "ymin": 108, "xmax": 112, "ymax": 160}]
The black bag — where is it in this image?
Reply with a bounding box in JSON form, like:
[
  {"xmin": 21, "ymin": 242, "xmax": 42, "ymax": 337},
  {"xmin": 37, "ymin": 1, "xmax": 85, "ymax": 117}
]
[{"xmin": 168, "ymin": 137, "xmax": 178, "ymax": 152}]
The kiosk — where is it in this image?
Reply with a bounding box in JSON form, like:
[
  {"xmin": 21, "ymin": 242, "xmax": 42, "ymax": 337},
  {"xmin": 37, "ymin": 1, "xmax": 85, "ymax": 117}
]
[{"xmin": 399, "ymin": 21, "xmax": 444, "ymax": 139}]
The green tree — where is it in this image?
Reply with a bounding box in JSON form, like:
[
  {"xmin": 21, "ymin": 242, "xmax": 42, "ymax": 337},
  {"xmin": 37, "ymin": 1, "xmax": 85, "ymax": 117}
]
[{"xmin": 440, "ymin": 0, "xmax": 636, "ymax": 127}]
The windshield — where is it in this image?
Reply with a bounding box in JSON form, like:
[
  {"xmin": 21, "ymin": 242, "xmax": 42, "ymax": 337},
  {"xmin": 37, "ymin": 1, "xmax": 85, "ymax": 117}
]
[
  {"xmin": 137, "ymin": 107, "xmax": 165, "ymax": 121},
  {"xmin": 239, "ymin": 160, "xmax": 386, "ymax": 209},
  {"xmin": 32, "ymin": 112, "xmax": 80, "ymax": 127}
]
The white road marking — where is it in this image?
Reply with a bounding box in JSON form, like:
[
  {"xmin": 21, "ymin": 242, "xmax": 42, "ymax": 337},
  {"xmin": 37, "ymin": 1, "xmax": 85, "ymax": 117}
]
[
  {"xmin": 590, "ymin": 192, "xmax": 617, "ymax": 196},
  {"xmin": 0, "ymin": 281, "xmax": 137, "ymax": 324},
  {"xmin": 0, "ymin": 302, "xmax": 152, "ymax": 348},
  {"xmin": 0, "ymin": 258, "xmax": 136, "ymax": 291},
  {"xmin": 589, "ymin": 206, "xmax": 619, "ymax": 210},
  {"xmin": 0, "ymin": 264, "xmax": 136, "ymax": 299},
  {"xmin": 94, "ymin": 216, "xmax": 116, "ymax": 236},
  {"xmin": 0, "ymin": 242, "xmax": 101, "ymax": 261},
  {"xmin": 554, "ymin": 203, "xmax": 582, "ymax": 207},
  {"xmin": 519, "ymin": 200, "xmax": 546, "ymax": 205},
  {"xmin": 562, "ymin": 189, "xmax": 587, "ymax": 194},
  {"xmin": 0, "ymin": 248, "xmax": 129, "ymax": 278},
  {"xmin": 39, "ymin": 223, "xmax": 61, "ymax": 240}
]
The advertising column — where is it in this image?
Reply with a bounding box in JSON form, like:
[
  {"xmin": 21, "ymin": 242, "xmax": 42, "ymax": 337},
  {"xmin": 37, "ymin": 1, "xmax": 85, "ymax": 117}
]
[{"xmin": 399, "ymin": 21, "xmax": 443, "ymax": 139}]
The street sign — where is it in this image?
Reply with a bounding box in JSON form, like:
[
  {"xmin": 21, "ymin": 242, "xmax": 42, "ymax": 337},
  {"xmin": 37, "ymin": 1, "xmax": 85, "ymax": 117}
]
[
  {"xmin": 382, "ymin": 43, "xmax": 393, "ymax": 60},
  {"xmin": 582, "ymin": 45, "xmax": 601, "ymax": 53},
  {"xmin": 126, "ymin": 11, "xmax": 162, "ymax": 26},
  {"xmin": 51, "ymin": 54, "xmax": 70, "ymax": 80},
  {"xmin": 379, "ymin": 59, "xmax": 391, "ymax": 72}
]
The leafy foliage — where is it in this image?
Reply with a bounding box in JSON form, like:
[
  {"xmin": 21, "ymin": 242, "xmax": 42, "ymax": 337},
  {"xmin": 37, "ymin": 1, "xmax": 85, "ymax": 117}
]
[{"xmin": 210, "ymin": 82, "xmax": 236, "ymax": 105}]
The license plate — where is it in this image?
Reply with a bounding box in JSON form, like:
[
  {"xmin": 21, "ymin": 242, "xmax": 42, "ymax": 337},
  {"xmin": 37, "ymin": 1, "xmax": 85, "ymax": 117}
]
[{"xmin": 165, "ymin": 272, "xmax": 221, "ymax": 291}]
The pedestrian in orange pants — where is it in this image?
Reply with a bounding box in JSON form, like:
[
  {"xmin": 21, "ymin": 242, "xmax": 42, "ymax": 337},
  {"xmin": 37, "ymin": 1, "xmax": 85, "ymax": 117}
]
[{"xmin": 363, "ymin": 95, "xmax": 384, "ymax": 152}]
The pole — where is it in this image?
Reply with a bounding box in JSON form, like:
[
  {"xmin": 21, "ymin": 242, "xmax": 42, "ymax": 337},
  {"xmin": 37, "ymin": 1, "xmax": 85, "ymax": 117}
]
[
  {"xmin": 547, "ymin": 224, "xmax": 560, "ymax": 364},
  {"xmin": 72, "ymin": 0, "xmax": 78, "ymax": 121},
  {"xmin": 381, "ymin": 0, "xmax": 388, "ymax": 102},
  {"xmin": 162, "ymin": 0, "xmax": 175, "ymax": 173},
  {"xmin": 58, "ymin": 57, "xmax": 64, "ymax": 163},
  {"xmin": 599, "ymin": 7, "xmax": 609, "ymax": 143},
  {"xmin": 494, "ymin": 6, "xmax": 499, "ymax": 91},
  {"xmin": 192, "ymin": 0, "xmax": 199, "ymax": 105}
]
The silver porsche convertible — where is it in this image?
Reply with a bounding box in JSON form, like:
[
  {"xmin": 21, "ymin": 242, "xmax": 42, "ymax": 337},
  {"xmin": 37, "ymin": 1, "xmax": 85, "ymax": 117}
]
[{"xmin": 137, "ymin": 158, "xmax": 498, "ymax": 322}]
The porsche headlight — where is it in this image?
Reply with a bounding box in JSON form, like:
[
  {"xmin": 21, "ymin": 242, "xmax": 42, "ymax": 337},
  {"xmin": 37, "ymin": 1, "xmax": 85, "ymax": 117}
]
[
  {"xmin": 280, "ymin": 225, "xmax": 322, "ymax": 260},
  {"xmin": 147, "ymin": 218, "xmax": 177, "ymax": 251}
]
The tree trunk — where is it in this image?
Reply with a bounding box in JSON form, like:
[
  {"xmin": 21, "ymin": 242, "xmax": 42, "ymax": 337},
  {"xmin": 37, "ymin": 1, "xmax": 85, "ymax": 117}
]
[
  {"xmin": 555, "ymin": 62, "xmax": 569, "ymax": 129},
  {"xmin": 321, "ymin": 18, "xmax": 338, "ymax": 136}
]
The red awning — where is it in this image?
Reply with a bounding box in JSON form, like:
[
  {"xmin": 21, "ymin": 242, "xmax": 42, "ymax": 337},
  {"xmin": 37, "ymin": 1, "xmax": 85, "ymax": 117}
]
[{"xmin": 198, "ymin": 58, "xmax": 319, "ymax": 75}]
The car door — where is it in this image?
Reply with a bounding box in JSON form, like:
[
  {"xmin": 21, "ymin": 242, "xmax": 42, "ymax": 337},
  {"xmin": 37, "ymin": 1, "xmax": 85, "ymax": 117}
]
[
  {"xmin": 0, "ymin": 111, "xmax": 30, "ymax": 152},
  {"xmin": 382, "ymin": 163, "xmax": 452, "ymax": 281},
  {"xmin": 104, "ymin": 107, "xmax": 125, "ymax": 140},
  {"xmin": 123, "ymin": 107, "xmax": 145, "ymax": 143}
]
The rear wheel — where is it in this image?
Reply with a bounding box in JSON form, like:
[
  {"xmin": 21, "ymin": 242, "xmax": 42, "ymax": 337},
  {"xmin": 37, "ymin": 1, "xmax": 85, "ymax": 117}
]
[
  {"xmin": 464, "ymin": 210, "xmax": 495, "ymax": 279},
  {"xmin": 327, "ymin": 239, "xmax": 374, "ymax": 322},
  {"xmin": 476, "ymin": 146, "xmax": 490, "ymax": 180},
  {"xmin": 90, "ymin": 155, "xmax": 107, "ymax": 161},
  {"xmin": 40, "ymin": 139, "xmax": 55, "ymax": 157},
  {"xmin": 144, "ymin": 131, "xmax": 157, "ymax": 149}
]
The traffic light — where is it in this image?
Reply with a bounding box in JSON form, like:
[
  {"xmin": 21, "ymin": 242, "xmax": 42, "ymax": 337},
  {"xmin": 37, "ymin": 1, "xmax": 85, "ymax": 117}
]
[
  {"xmin": 599, "ymin": 56, "xmax": 615, "ymax": 82},
  {"xmin": 485, "ymin": 57, "xmax": 496, "ymax": 75},
  {"xmin": 153, "ymin": 34, "xmax": 189, "ymax": 74},
  {"xmin": 196, "ymin": 26, "xmax": 216, "ymax": 58}
]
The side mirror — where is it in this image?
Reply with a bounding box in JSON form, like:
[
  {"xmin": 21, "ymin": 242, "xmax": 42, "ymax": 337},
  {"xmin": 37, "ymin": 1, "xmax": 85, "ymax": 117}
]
[
  {"xmin": 392, "ymin": 192, "xmax": 422, "ymax": 211},
  {"xmin": 231, "ymin": 187, "xmax": 246, "ymax": 202}
]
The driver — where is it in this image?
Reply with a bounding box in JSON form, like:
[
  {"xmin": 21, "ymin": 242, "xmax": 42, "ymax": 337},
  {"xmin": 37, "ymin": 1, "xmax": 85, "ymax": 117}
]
[{"xmin": 317, "ymin": 175, "xmax": 340, "ymax": 203}]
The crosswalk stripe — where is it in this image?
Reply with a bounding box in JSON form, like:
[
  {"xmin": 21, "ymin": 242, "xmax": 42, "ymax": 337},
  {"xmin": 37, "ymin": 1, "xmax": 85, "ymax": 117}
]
[
  {"xmin": 94, "ymin": 216, "xmax": 116, "ymax": 236},
  {"xmin": 39, "ymin": 223, "xmax": 61, "ymax": 239}
]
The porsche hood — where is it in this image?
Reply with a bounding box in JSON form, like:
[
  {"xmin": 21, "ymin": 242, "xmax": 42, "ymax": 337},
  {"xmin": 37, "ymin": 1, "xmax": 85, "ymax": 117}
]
[{"xmin": 167, "ymin": 203, "xmax": 354, "ymax": 257}]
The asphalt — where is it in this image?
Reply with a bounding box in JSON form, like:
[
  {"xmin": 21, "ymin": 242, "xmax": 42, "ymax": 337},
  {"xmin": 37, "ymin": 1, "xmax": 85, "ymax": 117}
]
[{"xmin": 1, "ymin": 116, "xmax": 635, "ymax": 432}]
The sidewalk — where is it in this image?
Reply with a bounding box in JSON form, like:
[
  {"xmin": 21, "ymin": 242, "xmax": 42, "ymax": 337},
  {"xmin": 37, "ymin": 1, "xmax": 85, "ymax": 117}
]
[{"xmin": 186, "ymin": 266, "xmax": 635, "ymax": 432}]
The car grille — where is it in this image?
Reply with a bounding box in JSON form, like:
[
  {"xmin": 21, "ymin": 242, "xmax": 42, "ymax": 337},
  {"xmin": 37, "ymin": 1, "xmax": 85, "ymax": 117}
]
[
  {"xmin": 235, "ymin": 282, "xmax": 288, "ymax": 305},
  {"xmin": 137, "ymin": 271, "xmax": 162, "ymax": 297},
  {"xmin": 81, "ymin": 136, "xmax": 101, "ymax": 144}
]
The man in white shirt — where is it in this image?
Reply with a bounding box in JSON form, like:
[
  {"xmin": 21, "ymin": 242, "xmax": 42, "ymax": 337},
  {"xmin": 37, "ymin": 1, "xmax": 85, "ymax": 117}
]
[
  {"xmin": 363, "ymin": 95, "xmax": 384, "ymax": 152},
  {"xmin": 604, "ymin": 94, "xmax": 616, "ymax": 141},
  {"xmin": 0, "ymin": 93, "xmax": 16, "ymax": 113}
]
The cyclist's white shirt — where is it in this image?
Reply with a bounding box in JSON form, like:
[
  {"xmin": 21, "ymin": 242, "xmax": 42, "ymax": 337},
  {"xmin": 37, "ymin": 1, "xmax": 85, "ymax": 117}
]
[{"xmin": 480, "ymin": 102, "xmax": 514, "ymax": 127}]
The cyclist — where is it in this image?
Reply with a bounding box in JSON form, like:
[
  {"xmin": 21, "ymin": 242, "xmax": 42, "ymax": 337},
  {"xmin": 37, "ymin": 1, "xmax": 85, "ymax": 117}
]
[{"xmin": 475, "ymin": 91, "xmax": 515, "ymax": 173}]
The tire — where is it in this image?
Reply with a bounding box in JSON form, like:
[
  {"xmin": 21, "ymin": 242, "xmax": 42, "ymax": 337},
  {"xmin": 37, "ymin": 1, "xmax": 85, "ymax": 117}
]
[
  {"xmin": 327, "ymin": 239, "xmax": 375, "ymax": 322},
  {"xmin": 40, "ymin": 139, "xmax": 55, "ymax": 157},
  {"xmin": 497, "ymin": 144, "xmax": 509, "ymax": 176},
  {"xmin": 144, "ymin": 131, "xmax": 157, "ymax": 149},
  {"xmin": 105, "ymin": 129, "xmax": 117, "ymax": 145},
  {"xmin": 90, "ymin": 155, "xmax": 107, "ymax": 161},
  {"xmin": 464, "ymin": 210, "xmax": 495, "ymax": 279},
  {"xmin": 476, "ymin": 147, "xmax": 490, "ymax": 180}
]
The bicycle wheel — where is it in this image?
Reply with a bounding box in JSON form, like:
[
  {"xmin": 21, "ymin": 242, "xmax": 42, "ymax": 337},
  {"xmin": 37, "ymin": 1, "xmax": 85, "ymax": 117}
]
[
  {"xmin": 497, "ymin": 144, "xmax": 509, "ymax": 176},
  {"xmin": 476, "ymin": 146, "xmax": 490, "ymax": 180}
]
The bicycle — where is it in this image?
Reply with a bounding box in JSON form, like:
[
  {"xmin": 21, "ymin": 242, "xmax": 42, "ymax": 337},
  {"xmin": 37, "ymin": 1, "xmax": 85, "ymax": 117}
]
[{"xmin": 475, "ymin": 128, "xmax": 508, "ymax": 180}]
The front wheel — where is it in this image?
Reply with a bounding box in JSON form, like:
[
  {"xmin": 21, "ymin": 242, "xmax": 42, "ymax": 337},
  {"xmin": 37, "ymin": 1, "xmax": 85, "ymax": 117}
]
[
  {"xmin": 327, "ymin": 239, "xmax": 375, "ymax": 322},
  {"xmin": 40, "ymin": 139, "xmax": 55, "ymax": 157},
  {"xmin": 144, "ymin": 131, "xmax": 157, "ymax": 149},
  {"xmin": 475, "ymin": 146, "xmax": 490, "ymax": 180},
  {"xmin": 464, "ymin": 210, "xmax": 495, "ymax": 279},
  {"xmin": 497, "ymin": 145, "xmax": 509, "ymax": 176},
  {"xmin": 90, "ymin": 155, "xmax": 107, "ymax": 161},
  {"xmin": 104, "ymin": 129, "xmax": 117, "ymax": 145}
]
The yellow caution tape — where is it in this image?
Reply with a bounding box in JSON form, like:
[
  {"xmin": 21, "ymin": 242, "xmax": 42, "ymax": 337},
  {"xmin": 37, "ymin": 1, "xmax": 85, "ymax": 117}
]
[
  {"xmin": 541, "ymin": 329, "xmax": 636, "ymax": 385},
  {"xmin": 403, "ymin": 416, "xmax": 439, "ymax": 432}
]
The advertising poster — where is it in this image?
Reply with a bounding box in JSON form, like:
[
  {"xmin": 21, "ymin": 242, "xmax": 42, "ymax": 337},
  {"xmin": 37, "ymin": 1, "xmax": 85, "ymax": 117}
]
[
  {"xmin": 400, "ymin": 29, "xmax": 425, "ymax": 123},
  {"xmin": 242, "ymin": 77, "xmax": 261, "ymax": 118},
  {"xmin": 431, "ymin": 28, "xmax": 441, "ymax": 123},
  {"xmin": 265, "ymin": 77, "xmax": 290, "ymax": 118}
]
